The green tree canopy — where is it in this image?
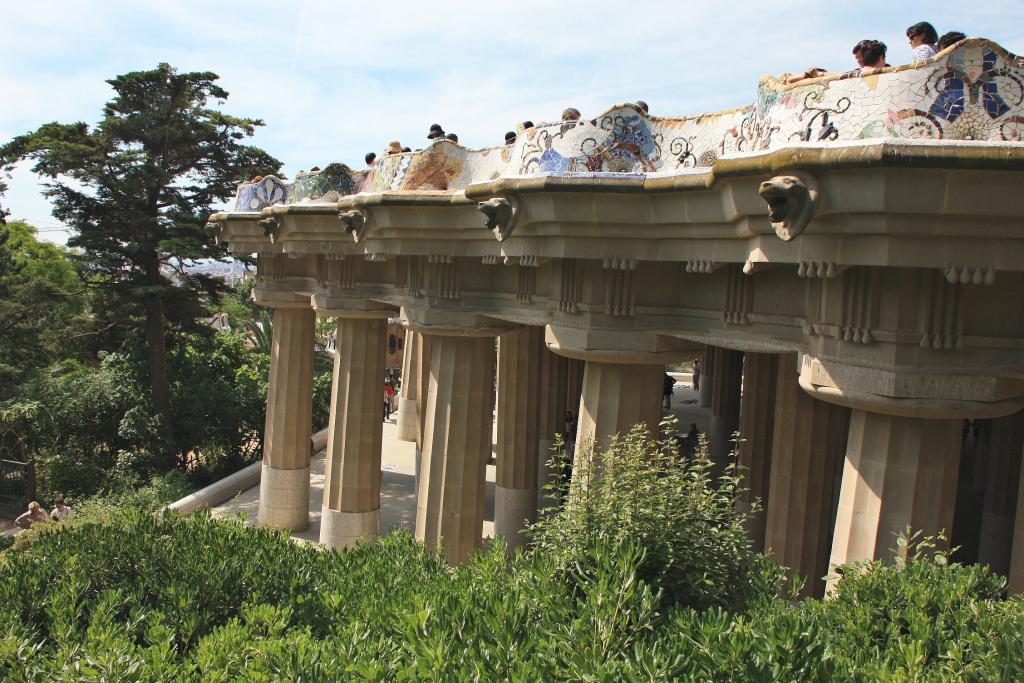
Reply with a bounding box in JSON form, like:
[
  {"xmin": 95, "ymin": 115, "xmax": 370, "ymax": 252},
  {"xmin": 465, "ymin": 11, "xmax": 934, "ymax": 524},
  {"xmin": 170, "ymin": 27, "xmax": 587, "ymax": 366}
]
[
  {"xmin": 0, "ymin": 222, "xmax": 84, "ymax": 392},
  {"xmin": 2, "ymin": 220, "xmax": 79, "ymax": 292},
  {"xmin": 0, "ymin": 64, "xmax": 282, "ymax": 458}
]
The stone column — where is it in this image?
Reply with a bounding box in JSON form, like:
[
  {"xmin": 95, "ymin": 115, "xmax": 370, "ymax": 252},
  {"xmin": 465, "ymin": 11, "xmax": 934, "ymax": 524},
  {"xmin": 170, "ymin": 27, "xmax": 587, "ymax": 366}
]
[
  {"xmin": 495, "ymin": 327, "xmax": 543, "ymax": 549},
  {"xmin": 566, "ymin": 358, "xmax": 585, "ymax": 415},
  {"xmin": 396, "ymin": 329, "xmax": 420, "ymax": 443},
  {"xmin": 977, "ymin": 410, "xmax": 1024, "ymax": 576},
  {"xmin": 698, "ymin": 346, "xmax": 714, "ymax": 408},
  {"xmin": 258, "ymin": 306, "xmax": 315, "ymax": 531},
  {"xmin": 709, "ymin": 347, "xmax": 744, "ymax": 472},
  {"xmin": 536, "ymin": 342, "xmax": 568, "ymax": 509},
  {"xmin": 319, "ymin": 316, "xmax": 388, "ymax": 549},
  {"xmin": 413, "ymin": 333, "xmax": 433, "ymax": 493},
  {"xmin": 829, "ymin": 412, "xmax": 961, "ymax": 584},
  {"xmin": 1010, "ymin": 446, "xmax": 1024, "ymax": 595},
  {"xmin": 415, "ymin": 334, "xmax": 496, "ymax": 564},
  {"xmin": 764, "ymin": 353, "xmax": 849, "ymax": 598},
  {"xmin": 573, "ymin": 361, "xmax": 663, "ymax": 476},
  {"xmin": 736, "ymin": 352, "xmax": 779, "ymax": 552}
]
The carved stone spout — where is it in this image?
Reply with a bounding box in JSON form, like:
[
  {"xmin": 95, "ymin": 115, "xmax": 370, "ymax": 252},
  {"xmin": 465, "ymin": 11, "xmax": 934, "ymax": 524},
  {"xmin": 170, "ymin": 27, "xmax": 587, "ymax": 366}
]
[
  {"xmin": 478, "ymin": 197, "xmax": 518, "ymax": 241},
  {"xmin": 758, "ymin": 173, "xmax": 819, "ymax": 241},
  {"xmin": 338, "ymin": 209, "xmax": 368, "ymax": 243},
  {"xmin": 259, "ymin": 216, "xmax": 280, "ymax": 242}
]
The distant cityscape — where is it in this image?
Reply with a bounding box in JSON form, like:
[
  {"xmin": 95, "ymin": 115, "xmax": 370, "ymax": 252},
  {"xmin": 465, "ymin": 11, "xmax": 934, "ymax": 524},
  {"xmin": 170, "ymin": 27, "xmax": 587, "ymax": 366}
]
[{"xmin": 161, "ymin": 258, "xmax": 252, "ymax": 286}]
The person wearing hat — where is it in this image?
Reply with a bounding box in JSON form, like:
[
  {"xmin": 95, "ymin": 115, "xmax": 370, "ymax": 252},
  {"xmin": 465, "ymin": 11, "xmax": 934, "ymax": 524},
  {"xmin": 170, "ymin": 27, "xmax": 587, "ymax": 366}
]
[
  {"xmin": 386, "ymin": 140, "xmax": 402, "ymax": 155},
  {"xmin": 504, "ymin": 131, "xmax": 517, "ymax": 145},
  {"xmin": 427, "ymin": 124, "xmax": 445, "ymax": 140}
]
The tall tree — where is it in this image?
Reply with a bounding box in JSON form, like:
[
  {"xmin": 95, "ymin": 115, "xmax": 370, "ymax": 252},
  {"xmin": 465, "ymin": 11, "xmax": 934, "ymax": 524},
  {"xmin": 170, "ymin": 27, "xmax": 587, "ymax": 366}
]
[{"xmin": 0, "ymin": 64, "xmax": 281, "ymax": 460}]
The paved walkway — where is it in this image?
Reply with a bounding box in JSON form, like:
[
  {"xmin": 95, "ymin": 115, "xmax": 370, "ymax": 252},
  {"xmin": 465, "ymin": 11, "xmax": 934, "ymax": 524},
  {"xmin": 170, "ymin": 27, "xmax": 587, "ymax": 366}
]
[{"xmin": 211, "ymin": 375, "xmax": 710, "ymax": 544}]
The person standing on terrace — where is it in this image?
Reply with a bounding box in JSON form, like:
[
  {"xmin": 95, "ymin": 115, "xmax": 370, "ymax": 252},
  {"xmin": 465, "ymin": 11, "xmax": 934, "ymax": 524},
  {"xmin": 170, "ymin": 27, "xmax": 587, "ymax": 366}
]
[
  {"xmin": 907, "ymin": 22, "xmax": 939, "ymax": 62},
  {"xmin": 937, "ymin": 31, "xmax": 966, "ymax": 51},
  {"xmin": 854, "ymin": 40, "xmax": 889, "ymax": 73}
]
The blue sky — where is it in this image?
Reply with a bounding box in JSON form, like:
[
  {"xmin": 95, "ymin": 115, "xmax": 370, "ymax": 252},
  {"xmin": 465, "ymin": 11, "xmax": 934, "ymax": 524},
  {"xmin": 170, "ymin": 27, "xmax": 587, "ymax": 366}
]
[{"xmin": 4, "ymin": 1, "xmax": 1024, "ymax": 244}]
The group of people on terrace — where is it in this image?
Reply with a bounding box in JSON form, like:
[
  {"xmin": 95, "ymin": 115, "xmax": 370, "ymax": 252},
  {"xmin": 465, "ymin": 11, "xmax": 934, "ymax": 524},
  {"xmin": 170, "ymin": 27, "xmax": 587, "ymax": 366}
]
[
  {"xmin": 327, "ymin": 23, "xmax": 976, "ymax": 191},
  {"xmin": 365, "ymin": 99, "xmax": 652, "ymax": 165},
  {"xmin": 783, "ymin": 21, "xmax": 967, "ymax": 84}
]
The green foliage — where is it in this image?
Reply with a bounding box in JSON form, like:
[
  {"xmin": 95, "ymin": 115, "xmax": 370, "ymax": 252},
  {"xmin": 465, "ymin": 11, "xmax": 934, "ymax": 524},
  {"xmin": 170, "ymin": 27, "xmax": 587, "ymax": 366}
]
[
  {"xmin": 1, "ymin": 507, "xmax": 1021, "ymax": 680},
  {"xmin": 530, "ymin": 420, "xmax": 788, "ymax": 612},
  {"xmin": 217, "ymin": 278, "xmax": 261, "ymax": 331},
  {"xmin": 0, "ymin": 63, "xmax": 282, "ymax": 446},
  {"xmin": 1, "ymin": 221, "xmax": 78, "ymax": 292},
  {"xmin": 0, "ymin": 330, "xmax": 272, "ymax": 504},
  {"xmin": 811, "ymin": 532, "xmax": 1021, "ymax": 681},
  {"xmin": 0, "ymin": 421, "xmax": 1018, "ymax": 680},
  {"xmin": 0, "ymin": 222, "xmax": 90, "ymax": 393}
]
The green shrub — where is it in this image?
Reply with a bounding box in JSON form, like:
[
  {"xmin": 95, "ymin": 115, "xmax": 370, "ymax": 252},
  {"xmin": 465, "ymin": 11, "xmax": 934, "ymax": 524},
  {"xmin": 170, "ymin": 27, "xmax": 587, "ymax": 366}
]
[
  {"xmin": 808, "ymin": 532, "xmax": 1024, "ymax": 681},
  {"xmin": 530, "ymin": 420, "xmax": 788, "ymax": 612},
  {"xmin": 1, "ymin": 434, "xmax": 1022, "ymax": 680}
]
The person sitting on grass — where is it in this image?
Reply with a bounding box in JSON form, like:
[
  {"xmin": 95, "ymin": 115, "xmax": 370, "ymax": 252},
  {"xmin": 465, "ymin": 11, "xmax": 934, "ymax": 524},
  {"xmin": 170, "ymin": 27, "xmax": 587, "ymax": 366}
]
[
  {"xmin": 14, "ymin": 501, "xmax": 49, "ymax": 529},
  {"xmin": 51, "ymin": 498, "xmax": 74, "ymax": 521}
]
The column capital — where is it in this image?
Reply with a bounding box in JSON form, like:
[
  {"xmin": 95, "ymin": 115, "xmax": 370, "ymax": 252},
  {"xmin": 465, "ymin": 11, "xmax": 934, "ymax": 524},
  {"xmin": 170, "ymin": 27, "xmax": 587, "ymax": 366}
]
[
  {"xmin": 402, "ymin": 307, "xmax": 518, "ymax": 337},
  {"xmin": 253, "ymin": 286, "xmax": 313, "ymax": 309},
  {"xmin": 312, "ymin": 292, "xmax": 398, "ymax": 319},
  {"xmin": 799, "ymin": 357, "xmax": 1024, "ymax": 419},
  {"xmin": 546, "ymin": 324, "xmax": 700, "ymax": 364}
]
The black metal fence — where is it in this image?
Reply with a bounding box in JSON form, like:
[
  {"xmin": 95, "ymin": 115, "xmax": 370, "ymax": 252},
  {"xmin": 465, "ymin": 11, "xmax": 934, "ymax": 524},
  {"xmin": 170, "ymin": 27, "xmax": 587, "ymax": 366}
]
[{"xmin": 0, "ymin": 459, "xmax": 35, "ymax": 517}]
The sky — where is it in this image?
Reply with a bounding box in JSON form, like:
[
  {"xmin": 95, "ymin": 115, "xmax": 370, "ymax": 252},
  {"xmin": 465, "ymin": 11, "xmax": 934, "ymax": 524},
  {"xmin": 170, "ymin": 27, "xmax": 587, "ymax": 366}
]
[{"xmin": 3, "ymin": 1, "xmax": 1024, "ymax": 245}]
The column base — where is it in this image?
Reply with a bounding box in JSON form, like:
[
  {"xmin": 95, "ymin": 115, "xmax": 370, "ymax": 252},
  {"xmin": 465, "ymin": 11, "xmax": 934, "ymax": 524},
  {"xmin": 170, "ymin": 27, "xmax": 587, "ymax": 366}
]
[
  {"xmin": 495, "ymin": 484, "xmax": 538, "ymax": 550},
  {"xmin": 258, "ymin": 464, "xmax": 310, "ymax": 531},
  {"xmin": 396, "ymin": 398, "xmax": 419, "ymax": 442},
  {"xmin": 319, "ymin": 507, "xmax": 379, "ymax": 549}
]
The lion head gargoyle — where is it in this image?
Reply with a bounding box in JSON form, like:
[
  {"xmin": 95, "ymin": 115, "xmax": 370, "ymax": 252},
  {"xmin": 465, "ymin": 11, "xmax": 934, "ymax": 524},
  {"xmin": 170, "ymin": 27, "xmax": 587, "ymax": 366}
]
[
  {"xmin": 757, "ymin": 173, "xmax": 819, "ymax": 241},
  {"xmin": 338, "ymin": 209, "xmax": 368, "ymax": 243},
  {"xmin": 259, "ymin": 216, "xmax": 280, "ymax": 242},
  {"xmin": 478, "ymin": 197, "xmax": 518, "ymax": 241},
  {"xmin": 206, "ymin": 221, "xmax": 223, "ymax": 244}
]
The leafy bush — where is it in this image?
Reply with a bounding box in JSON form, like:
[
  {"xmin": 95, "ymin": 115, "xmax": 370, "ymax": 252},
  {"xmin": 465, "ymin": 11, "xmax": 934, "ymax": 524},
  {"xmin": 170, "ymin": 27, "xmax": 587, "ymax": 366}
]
[
  {"xmin": 0, "ymin": 330, "xmax": 277, "ymax": 504},
  {"xmin": 2, "ymin": 425, "xmax": 1022, "ymax": 680},
  {"xmin": 530, "ymin": 420, "xmax": 788, "ymax": 611},
  {"xmin": 2, "ymin": 510, "xmax": 1021, "ymax": 680}
]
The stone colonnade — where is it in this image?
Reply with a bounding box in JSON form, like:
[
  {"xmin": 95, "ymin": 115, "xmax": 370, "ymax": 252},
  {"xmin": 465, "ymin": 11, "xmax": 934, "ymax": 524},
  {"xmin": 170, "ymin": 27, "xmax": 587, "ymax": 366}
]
[{"xmin": 255, "ymin": 305, "xmax": 1024, "ymax": 597}]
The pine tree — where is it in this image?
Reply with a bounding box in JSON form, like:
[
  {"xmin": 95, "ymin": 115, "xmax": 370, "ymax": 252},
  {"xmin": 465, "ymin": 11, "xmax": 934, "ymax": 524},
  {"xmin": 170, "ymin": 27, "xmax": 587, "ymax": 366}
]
[{"xmin": 0, "ymin": 64, "xmax": 281, "ymax": 462}]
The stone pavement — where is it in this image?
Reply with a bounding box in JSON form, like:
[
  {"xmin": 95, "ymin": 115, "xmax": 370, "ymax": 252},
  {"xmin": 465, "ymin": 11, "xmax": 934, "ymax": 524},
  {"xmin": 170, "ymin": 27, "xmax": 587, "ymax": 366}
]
[{"xmin": 211, "ymin": 375, "xmax": 709, "ymax": 545}]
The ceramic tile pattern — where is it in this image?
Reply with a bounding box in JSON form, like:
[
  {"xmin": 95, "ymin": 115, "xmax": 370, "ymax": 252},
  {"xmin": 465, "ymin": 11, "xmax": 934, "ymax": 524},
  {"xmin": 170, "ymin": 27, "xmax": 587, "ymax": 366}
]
[{"xmin": 232, "ymin": 39, "xmax": 1024, "ymax": 211}]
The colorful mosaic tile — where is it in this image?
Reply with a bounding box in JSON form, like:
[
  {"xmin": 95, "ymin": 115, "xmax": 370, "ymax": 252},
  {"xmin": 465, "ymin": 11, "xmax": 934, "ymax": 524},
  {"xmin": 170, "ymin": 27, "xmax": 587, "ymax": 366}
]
[
  {"xmin": 233, "ymin": 175, "xmax": 288, "ymax": 211},
  {"xmin": 287, "ymin": 163, "xmax": 365, "ymax": 204},
  {"xmin": 230, "ymin": 38, "xmax": 1024, "ymax": 211}
]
